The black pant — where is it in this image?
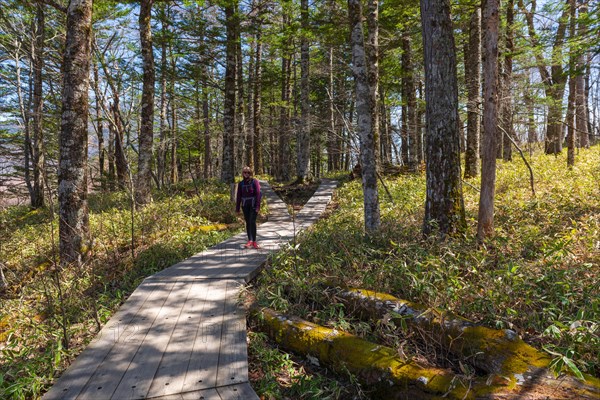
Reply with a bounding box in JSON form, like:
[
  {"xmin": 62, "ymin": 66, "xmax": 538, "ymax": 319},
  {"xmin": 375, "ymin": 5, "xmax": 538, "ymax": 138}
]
[{"xmin": 242, "ymin": 204, "xmax": 258, "ymax": 241}]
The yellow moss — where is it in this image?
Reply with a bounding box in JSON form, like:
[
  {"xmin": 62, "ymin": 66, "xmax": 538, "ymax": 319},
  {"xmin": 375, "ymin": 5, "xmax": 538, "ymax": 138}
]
[{"xmin": 190, "ymin": 224, "xmax": 228, "ymax": 233}]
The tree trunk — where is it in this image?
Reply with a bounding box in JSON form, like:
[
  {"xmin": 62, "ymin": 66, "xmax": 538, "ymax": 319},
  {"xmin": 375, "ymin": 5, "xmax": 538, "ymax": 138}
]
[
  {"xmin": 500, "ymin": 0, "xmax": 514, "ymax": 162},
  {"xmin": 464, "ymin": 6, "xmax": 481, "ymax": 178},
  {"xmin": 296, "ymin": 0, "xmax": 311, "ymax": 182},
  {"xmin": 169, "ymin": 58, "xmax": 179, "ymax": 185},
  {"xmin": 92, "ymin": 63, "xmax": 105, "ymax": 190},
  {"xmin": 136, "ymin": 0, "xmax": 155, "ymax": 205},
  {"xmin": 366, "ymin": 0, "xmax": 380, "ymax": 166},
  {"xmin": 401, "ymin": 32, "xmax": 418, "ymax": 171},
  {"xmin": 157, "ymin": 11, "xmax": 169, "ymax": 188},
  {"xmin": 253, "ymin": 24, "xmax": 263, "ymax": 174},
  {"xmin": 477, "ymin": 0, "xmax": 500, "ymax": 242},
  {"xmin": 420, "ymin": 0, "xmax": 466, "ymax": 237},
  {"xmin": 575, "ymin": 0, "xmax": 589, "ymax": 149},
  {"xmin": 349, "ymin": 0, "xmax": 380, "ymax": 233},
  {"xmin": 566, "ymin": 0, "xmax": 577, "ymax": 167},
  {"xmin": 221, "ymin": 1, "xmax": 237, "ymax": 185},
  {"xmin": 278, "ymin": 47, "xmax": 292, "ymax": 181},
  {"xmin": 31, "ymin": 2, "xmax": 45, "ymax": 208},
  {"xmin": 111, "ymin": 99, "xmax": 128, "ymax": 189},
  {"xmin": 58, "ymin": 0, "xmax": 93, "ymax": 265},
  {"xmin": 235, "ymin": 29, "xmax": 245, "ymax": 174}
]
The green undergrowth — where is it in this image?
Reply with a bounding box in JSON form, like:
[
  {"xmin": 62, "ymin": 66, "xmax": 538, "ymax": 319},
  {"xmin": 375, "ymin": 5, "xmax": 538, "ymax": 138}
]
[
  {"xmin": 253, "ymin": 149, "xmax": 600, "ymax": 389},
  {"xmin": 0, "ymin": 179, "xmax": 245, "ymax": 400}
]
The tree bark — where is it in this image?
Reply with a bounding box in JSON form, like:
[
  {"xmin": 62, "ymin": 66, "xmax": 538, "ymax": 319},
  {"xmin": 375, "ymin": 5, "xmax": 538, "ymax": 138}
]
[
  {"xmin": 575, "ymin": 0, "xmax": 589, "ymax": 149},
  {"xmin": 349, "ymin": 0, "xmax": 380, "ymax": 233},
  {"xmin": 31, "ymin": 2, "xmax": 45, "ymax": 208},
  {"xmin": 58, "ymin": 0, "xmax": 93, "ymax": 265},
  {"xmin": 366, "ymin": 0, "xmax": 380, "ymax": 166},
  {"xmin": 253, "ymin": 23, "xmax": 263, "ymax": 174},
  {"xmin": 221, "ymin": 0, "xmax": 237, "ymax": 185},
  {"xmin": 401, "ymin": 32, "xmax": 418, "ymax": 171},
  {"xmin": 500, "ymin": 0, "xmax": 514, "ymax": 162},
  {"xmin": 477, "ymin": 0, "xmax": 500, "ymax": 241},
  {"xmin": 420, "ymin": 0, "xmax": 466, "ymax": 237},
  {"xmin": 464, "ymin": 6, "xmax": 481, "ymax": 178},
  {"xmin": 136, "ymin": 0, "xmax": 155, "ymax": 205},
  {"xmin": 296, "ymin": 0, "xmax": 311, "ymax": 182}
]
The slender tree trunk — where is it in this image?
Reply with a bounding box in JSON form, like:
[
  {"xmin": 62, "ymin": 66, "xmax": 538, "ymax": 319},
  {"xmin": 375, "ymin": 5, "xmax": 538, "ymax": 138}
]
[
  {"xmin": 112, "ymin": 99, "xmax": 128, "ymax": 188},
  {"xmin": 31, "ymin": 2, "xmax": 45, "ymax": 208},
  {"xmin": 477, "ymin": 0, "xmax": 500, "ymax": 241},
  {"xmin": 170, "ymin": 57, "xmax": 178, "ymax": 184},
  {"xmin": 136, "ymin": 0, "xmax": 155, "ymax": 205},
  {"xmin": 500, "ymin": 0, "xmax": 514, "ymax": 161},
  {"xmin": 366, "ymin": 0, "xmax": 380, "ymax": 165},
  {"xmin": 92, "ymin": 63, "xmax": 105, "ymax": 189},
  {"xmin": 236, "ymin": 29, "xmax": 246, "ymax": 173},
  {"xmin": 296, "ymin": 0, "xmax": 311, "ymax": 182},
  {"xmin": 15, "ymin": 47, "xmax": 34, "ymax": 200},
  {"xmin": 203, "ymin": 87, "xmax": 211, "ymax": 179},
  {"xmin": 327, "ymin": 46, "xmax": 336, "ymax": 171},
  {"xmin": 464, "ymin": 6, "xmax": 481, "ymax": 178},
  {"xmin": 420, "ymin": 0, "xmax": 466, "ymax": 237},
  {"xmin": 567, "ymin": 0, "xmax": 577, "ymax": 167},
  {"xmin": 253, "ymin": 24, "xmax": 263, "ymax": 174},
  {"xmin": 58, "ymin": 0, "xmax": 93, "ymax": 265},
  {"xmin": 157, "ymin": 13, "xmax": 169, "ymax": 188},
  {"xmin": 221, "ymin": 0, "xmax": 237, "ymax": 184},
  {"xmin": 575, "ymin": 0, "xmax": 589, "ymax": 148},
  {"xmin": 349, "ymin": 0, "xmax": 380, "ymax": 233},
  {"xmin": 278, "ymin": 50, "xmax": 292, "ymax": 181},
  {"xmin": 402, "ymin": 32, "xmax": 418, "ymax": 171}
]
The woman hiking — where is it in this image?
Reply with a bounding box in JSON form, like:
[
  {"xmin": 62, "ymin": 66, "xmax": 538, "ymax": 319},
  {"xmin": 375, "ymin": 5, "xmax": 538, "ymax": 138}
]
[{"xmin": 236, "ymin": 166, "xmax": 262, "ymax": 249}]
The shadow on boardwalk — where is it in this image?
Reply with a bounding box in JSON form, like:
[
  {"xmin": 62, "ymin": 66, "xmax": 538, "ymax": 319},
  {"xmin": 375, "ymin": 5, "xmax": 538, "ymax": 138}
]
[{"xmin": 42, "ymin": 179, "xmax": 336, "ymax": 400}]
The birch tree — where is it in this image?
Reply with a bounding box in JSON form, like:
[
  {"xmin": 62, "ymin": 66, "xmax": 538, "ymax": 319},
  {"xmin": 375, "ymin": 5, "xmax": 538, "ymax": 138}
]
[{"xmin": 349, "ymin": 0, "xmax": 380, "ymax": 233}]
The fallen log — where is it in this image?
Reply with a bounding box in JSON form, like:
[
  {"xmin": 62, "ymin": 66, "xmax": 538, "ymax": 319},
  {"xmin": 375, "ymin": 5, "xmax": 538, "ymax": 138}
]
[
  {"xmin": 335, "ymin": 287, "xmax": 600, "ymax": 398},
  {"xmin": 252, "ymin": 307, "xmax": 600, "ymax": 398},
  {"xmin": 252, "ymin": 307, "xmax": 470, "ymax": 399}
]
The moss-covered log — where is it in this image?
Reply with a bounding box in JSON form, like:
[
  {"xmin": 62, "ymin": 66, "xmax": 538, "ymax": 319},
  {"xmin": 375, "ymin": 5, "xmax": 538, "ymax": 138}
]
[
  {"xmin": 252, "ymin": 307, "xmax": 470, "ymax": 399},
  {"xmin": 252, "ymin": 307, "xmax": 600, "ymax": 398},
  {"xmin": 335, "ymin": 288, "xmax": 600, "ymax": 398}
]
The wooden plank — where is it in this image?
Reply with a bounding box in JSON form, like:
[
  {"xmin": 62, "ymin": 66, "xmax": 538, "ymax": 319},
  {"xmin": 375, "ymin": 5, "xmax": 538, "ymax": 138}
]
[
  {"xmin": 76, "ymin": 280, "xmax": 181, "ymax": 400},
  {"xmin": 215, "ymin": 281, "xmax": 248, "ymax": 387},
  {"xmin": 180, "ymin": 279, "xmax": 229, "ymax": 393},
  {"xmin": 110, "ymin": 280, "xmax": 194, "ymax": 399},
  {"xmin": 146, "ymin": 280, "xmax": 217, "ymax": 398},
  {"xmin": 42, "ymin": 280, "xmax": 168, "ymax": 400},
  {"xmin": 216, "ymin": 383, "xmax": 259, "ymax": 400},
  {"xmin": 146, "ymin": 387, "xmax": 221, "ymax": 400}
]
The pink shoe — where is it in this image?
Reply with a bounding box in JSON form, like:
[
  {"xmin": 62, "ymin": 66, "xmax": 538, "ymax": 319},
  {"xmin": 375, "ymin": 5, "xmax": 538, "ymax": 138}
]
[
  {"xmin": 244, "ymin": 240, "xmax": 253, "ymax": 248},
  {"xmin": 252, "ymin": 241, "xmax": 261, "ymax": 249}
]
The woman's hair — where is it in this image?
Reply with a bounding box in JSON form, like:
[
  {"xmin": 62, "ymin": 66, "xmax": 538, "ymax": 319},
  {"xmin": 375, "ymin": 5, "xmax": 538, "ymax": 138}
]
[{"xmin": 242, "ymin": 166, "xmax": 253, "ymax": 176}]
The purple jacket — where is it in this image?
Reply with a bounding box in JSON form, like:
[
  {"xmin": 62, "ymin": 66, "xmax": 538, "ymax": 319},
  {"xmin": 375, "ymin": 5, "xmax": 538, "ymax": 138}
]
[{"xmin": 236, "ymin": 178, "xmax": 261, "ymax": 212}]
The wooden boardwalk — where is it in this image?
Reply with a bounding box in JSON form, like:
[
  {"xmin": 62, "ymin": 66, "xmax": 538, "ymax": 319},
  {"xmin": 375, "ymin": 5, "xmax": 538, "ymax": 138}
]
[{"xmin": 43, "ymin": 180, "xmax": 336, "ymax": 400}]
